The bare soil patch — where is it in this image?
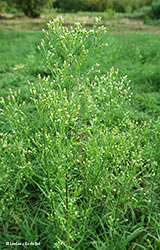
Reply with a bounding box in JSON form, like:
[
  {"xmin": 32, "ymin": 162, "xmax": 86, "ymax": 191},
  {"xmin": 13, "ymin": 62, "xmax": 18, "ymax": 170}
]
[{"xmin": 0, "ymin": 13, "xmax": 160, "ymax": 33}]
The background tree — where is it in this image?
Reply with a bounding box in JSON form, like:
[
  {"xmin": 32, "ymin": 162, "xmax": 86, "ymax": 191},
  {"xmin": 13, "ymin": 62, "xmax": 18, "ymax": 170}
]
[
  {"xmin": 0, "ymin": 0, "xmax": 7, "ymax": 14},
  {"xmin": 150, "ymin": 0, "xmax": 160, "ymax": 19},
  {"xmin": 13, "ymin": 0, "xmax": 55, "ymax": 18}
]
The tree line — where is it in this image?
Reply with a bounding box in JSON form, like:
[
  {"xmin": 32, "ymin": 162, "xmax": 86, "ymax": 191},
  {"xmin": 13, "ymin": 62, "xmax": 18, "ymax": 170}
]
[{"xmin": 0, "ymin": 0, "xmax": 159, "ymax": 19}]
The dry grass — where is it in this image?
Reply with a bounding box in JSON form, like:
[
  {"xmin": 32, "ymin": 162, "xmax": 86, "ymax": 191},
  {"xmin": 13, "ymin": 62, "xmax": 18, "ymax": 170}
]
[{"xmin": 0, "ymin": 12, "xmax": 160, "ymax": 33}]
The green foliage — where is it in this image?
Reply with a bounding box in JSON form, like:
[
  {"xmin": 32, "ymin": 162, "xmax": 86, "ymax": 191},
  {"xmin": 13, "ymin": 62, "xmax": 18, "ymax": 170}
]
[
  {"xmin": 0, "ymin": 0, "xmax": 156, "ymax": 14},
  {"xmin": 150, "ymin": 0, "xmax": 160, "ymax": 19},
  {"xmin": 0, "ymin": 18, "xmax": 160, "ymax": 249},
  {"xmin": 53, "ymin": 0, "xmax": 83, "ymax": 12},
  {"xmin": 53, "ymin": 0, "xmax": 155, "ymax": 13},
  {"xmin": 138, "ymin": 1, "xmax": 160, "ymax": 23},
  {"xmin": 13, "ymin": 0, "xmax": 55, "ymax": 17},
  {"xmin": 53, "ymin": 0, "xmax": 112, "ymax": 12},
  {"xmin": 82, "ymin": 0, "xmax": 112, "ymax": 12},
  {"xmin": 107, "ymin": 0, "xmax": 155, "ymax": 13},
  {"xmin": 105, "ymin": 8, "xmax": 115, "ymax": 17},
  {"xmin": 0, "ymin": 0, "xmax": 7, "ymax": 13}
]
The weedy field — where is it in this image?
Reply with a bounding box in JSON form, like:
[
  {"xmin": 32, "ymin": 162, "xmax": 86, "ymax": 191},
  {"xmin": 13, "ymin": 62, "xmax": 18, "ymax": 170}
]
[{"xmin": 0, "ymin": 15, "xmax": 160, "ymax": 249}]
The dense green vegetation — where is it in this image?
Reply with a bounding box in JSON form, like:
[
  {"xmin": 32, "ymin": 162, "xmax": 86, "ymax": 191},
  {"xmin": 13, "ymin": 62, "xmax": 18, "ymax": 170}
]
[
  {"xmin": 14, "ymin": 0, "xmax": 55, "ymax": 18},
  {"xmin": 53, "ymin": 0, "xmax": 154, "ymax": 13},
  {"xmin": 150, "ymin": 0, "xmax": 160, "ymax": 19},
  {"xmin": 0, "ymin": 0, "xmax": 55, "ymax": 17},
  {"xmin": 1, "ymin": 0, "xmax": 160, "ymax": 19},
  {"xmin": 0, "ymin": 16, "xmax": 160, "ymax": 249}
]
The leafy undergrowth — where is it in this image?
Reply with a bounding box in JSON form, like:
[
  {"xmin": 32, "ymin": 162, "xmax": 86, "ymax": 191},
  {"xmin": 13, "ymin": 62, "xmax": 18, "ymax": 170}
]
[{"xmin": 0, "ymin": 18, "xmax": 160, "ymax": 249}]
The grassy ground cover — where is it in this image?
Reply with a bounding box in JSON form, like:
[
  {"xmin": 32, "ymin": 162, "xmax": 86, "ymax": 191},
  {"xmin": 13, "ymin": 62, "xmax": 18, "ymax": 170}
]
[{"xmin": 0, "ymin": 16, "xmax": 160, "ymax": 249}]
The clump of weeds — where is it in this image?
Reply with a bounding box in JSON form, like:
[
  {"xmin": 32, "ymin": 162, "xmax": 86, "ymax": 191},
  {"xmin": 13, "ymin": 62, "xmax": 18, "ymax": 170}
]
[{"xmin": 0, "ymin": 17, "xmax": 159, "ymax": 249}]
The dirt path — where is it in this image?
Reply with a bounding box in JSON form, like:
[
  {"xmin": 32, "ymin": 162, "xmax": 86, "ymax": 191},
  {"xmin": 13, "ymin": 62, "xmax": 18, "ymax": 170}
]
[
  {"xmin": 112, "ymin": 23, "xmax": 160, "ymax": 34},
  {"xmin": 0, "ymin": 13, "xmax": 160, "ymax": 33}
]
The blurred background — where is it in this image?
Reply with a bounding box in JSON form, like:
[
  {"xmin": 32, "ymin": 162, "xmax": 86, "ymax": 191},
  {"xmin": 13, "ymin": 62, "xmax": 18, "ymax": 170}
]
[{"xmin": 0, "ymin": 0, "xmax": 159, "ymax": 20}]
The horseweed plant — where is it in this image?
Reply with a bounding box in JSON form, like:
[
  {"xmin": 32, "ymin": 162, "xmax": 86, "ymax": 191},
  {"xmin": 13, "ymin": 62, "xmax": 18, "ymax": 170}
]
[{"xmin": 0, "ymin": 17, "xmax": 159, "ymax": 249}]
